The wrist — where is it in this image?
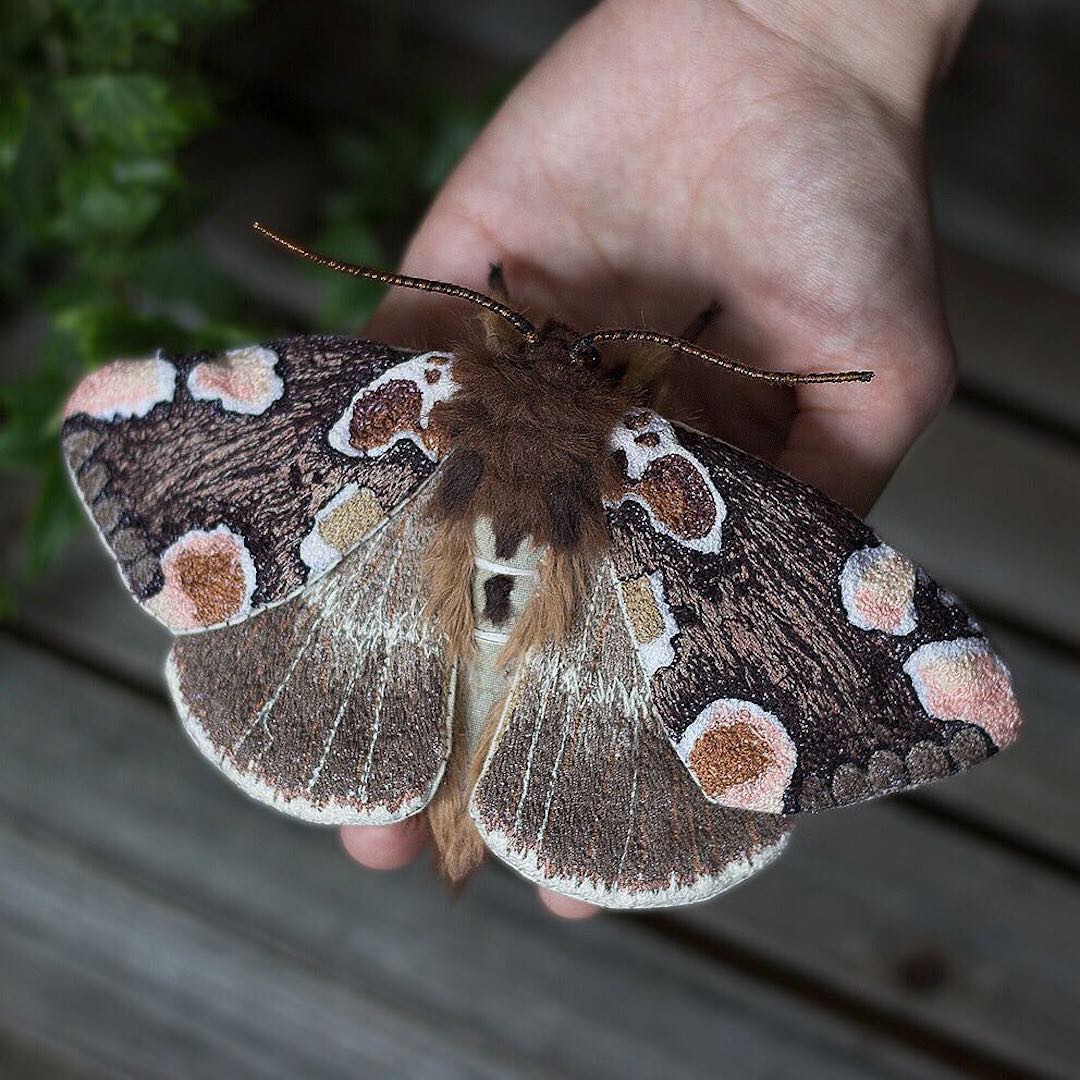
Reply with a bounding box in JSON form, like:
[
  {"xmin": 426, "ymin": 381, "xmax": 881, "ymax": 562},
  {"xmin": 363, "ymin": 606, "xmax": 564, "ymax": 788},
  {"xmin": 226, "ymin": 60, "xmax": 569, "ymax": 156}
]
[{"xmin": 728, "ymin": 0, "xmax": 980, "ymax": 115}]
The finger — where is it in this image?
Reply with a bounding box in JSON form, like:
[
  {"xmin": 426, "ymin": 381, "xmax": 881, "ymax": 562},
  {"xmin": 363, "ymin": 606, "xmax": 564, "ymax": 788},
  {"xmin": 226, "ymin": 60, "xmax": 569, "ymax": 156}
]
[
  {"xmin": 537, "ymin": 887, "xmax": 600, "ymax": 920},
  {"xmin": 339, "ymin": 817, "xmax": 428, "ymax": 870}
]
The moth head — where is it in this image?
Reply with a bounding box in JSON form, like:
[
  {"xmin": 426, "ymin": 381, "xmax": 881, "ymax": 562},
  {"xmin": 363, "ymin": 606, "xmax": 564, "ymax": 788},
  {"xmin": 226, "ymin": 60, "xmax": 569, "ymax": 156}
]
[{"xmin": 515, "ymin": 318, "xmax": 603, "ymax": 375}]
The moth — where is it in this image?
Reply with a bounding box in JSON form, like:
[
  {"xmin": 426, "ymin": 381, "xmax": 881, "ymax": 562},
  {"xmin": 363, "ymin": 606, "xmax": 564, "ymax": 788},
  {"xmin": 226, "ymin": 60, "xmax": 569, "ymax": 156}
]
[{"xmin": 60, "ymin": 224, "xmax": 1023, "ymax": 909}]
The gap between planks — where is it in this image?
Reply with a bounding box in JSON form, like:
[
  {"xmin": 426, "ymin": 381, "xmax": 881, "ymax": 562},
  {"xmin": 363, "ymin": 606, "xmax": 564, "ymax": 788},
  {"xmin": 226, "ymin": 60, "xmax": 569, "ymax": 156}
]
[{"xmin": 0, "ymin": 822, "xmax": 538, "ymax": 1080}]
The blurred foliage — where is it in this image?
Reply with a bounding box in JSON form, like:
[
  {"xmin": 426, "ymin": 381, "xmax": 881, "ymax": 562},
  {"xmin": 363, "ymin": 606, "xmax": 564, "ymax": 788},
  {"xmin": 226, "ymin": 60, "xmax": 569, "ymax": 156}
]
[
  {"xmin": 0, "ymin": 0, "xmax": 506, "ymax": 605},
  {"xmin": 313, "ymin": 79, "xmax": 513, "ymax": 329}
]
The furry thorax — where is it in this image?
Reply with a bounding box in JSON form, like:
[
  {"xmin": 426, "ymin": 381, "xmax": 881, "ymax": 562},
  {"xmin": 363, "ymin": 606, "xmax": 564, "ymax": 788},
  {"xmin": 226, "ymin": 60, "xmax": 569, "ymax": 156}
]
[{"xmin": 422, "ymin": 314, "xmax": 666, "ymax": 881}]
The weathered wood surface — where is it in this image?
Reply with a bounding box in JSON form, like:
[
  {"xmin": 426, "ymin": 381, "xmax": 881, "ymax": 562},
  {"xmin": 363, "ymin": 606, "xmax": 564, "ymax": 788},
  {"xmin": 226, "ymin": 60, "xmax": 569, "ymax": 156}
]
[
  {"xmin": 1, "ymin": 824, "xmax": 517, "ymax": 1080},
  {"xmin": 941, "ymin": 246, "xmax": 1080, "ymax": 431},
  {"xmin": 0, "ymin": 635, "xmax": 951, "ymax": 1080}
]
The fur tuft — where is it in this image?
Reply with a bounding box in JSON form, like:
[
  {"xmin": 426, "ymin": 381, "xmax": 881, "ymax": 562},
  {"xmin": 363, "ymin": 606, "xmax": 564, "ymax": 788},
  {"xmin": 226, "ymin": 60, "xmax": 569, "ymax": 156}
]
[
  {"xmin": 429, "ymin": 693, "xmax": 506, "ymax": 885},
  {"xmin": 423, "ymin": 518, "xmax": 476, "ymax": 660},
  {"xmin": 422, "ymin": 316, "xmax": 641, "ymax": 887},
  {"xmin": 428, "ymin": 323, "xmax": 636, "ymax": 560},
  {"xmin": 427, "ymin": 721, "xmax": 486, "ymax": 884},
  {"xmin": 499, "ymin": 549, "xmax": 591, "ymax": 668}
]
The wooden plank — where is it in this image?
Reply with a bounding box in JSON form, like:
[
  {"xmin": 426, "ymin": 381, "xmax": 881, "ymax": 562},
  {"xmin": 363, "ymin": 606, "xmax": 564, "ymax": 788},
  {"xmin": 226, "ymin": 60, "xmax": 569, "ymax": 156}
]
[
  {"xmin": 870, "ymin": 400, "xmax": 1080, "ymax": 647},
  {"xmin": 1, "ymin": 825, "xmax": 523, "ymax": 1080},
  {"xmin": 15, "ymin": 535, "xmax": 170, "ymax": 693},
  {"xmin": 0, "ymin": 637, "xmax": 943, "ymax": 1080},
  {"xmin": 0, "ymin": 1023, "xmax": 106, "ymax": 1080},
  {"xmin": 683, "ymin": 803, "xmax": 1080, "ymax": 1077},
  {"xmin": 941, "ymin": 245, "xmax": 1080, "ymax": 432}
]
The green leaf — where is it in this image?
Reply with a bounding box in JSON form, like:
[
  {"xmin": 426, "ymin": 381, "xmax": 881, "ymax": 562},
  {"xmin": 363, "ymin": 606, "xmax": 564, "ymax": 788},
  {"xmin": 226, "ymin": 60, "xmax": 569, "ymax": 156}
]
[
  {"xmin": 0, "ymin": 0, "xmax": 51, "ymax": 52},
  {"xmin": 314, "ymin": 219, "xmax": 386, "ymax": 331},
  {"xmin": 22, "ymin": 457, "xmax": 84, "ymax": 580},
  {"xmin": 53, "ymin": 304, "xmax": 194, "ymax": 364},
  {"xmin": 53, "ymin": 153, "xmax": 177, "ymax": 242},
  {"xmin": 417, "ymin": 103, "xmax": 488, "ymax": 194},
  {"xmin": 55, "ymin": 0, "xmax": 249, "ymax": 67},
  {"xmin": 196, "ymin": 319, "xmax": 273, "ymax": 350},
  {"xmin": 7, "ymin": 85, "xmax": 69, "ymax": 237},
  {"xmin": 0, "ymin": 363, "xmax": 76, "ymax": 470},
  {"xmin": 56, "ymin": 74, "xmax": 204, "ymax": 156},
  {"xmin": 0, "ymin": 88, "xmax": 31, "ymax": 173},
  {"xmin": 132, "ymin": 236, "xmax": 243, "ymax": 320}
]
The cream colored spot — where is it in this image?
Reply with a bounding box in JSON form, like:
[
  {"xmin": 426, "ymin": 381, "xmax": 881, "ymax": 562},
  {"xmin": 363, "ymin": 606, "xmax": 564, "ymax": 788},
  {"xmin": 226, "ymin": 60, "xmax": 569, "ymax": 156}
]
[
  {"xmin": 616, "ymin": 569, "xmax": 678, "ymax": 677},
  {"xmin": 318, "ymin": 488, "xmax": 384, "ymax": 552},
  {"xmin": 840, "ymin": 543, "xmax": 917, "ymax": 635},
  {"xmin": 905, "ymin": 638, "xmax": 1023, "ymax": 749},
  {"xmin": 677, "ymin": 699, "xmax": 796, "ymax": 813},
  {"xmin": 300, "ymin": 484, "xmax": 386, "ymax": 575},
  {"xmin": 620, "ymin": 575, "xmax": 664, "ymax": 643},
  {"xmin": 188, "ymin": 345, "xmax": 283, "ymax": 415},
  {"xmin": 64, "ymin": 356, "xmax": 176, "ymax": 421}
]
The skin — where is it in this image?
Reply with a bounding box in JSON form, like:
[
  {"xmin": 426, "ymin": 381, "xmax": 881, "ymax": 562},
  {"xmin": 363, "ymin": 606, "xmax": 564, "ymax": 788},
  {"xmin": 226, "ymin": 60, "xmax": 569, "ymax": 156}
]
[{"xmin": 342, "ymin": 0, "xmax": 979, "ymax": 919}]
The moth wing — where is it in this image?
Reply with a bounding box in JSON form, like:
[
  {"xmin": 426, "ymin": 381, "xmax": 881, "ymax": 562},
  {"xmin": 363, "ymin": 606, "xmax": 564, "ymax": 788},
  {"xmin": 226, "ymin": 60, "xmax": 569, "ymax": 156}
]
[
  {"xmin": 167, "ymin": 491, "xmax": 453, "ymax": 824},
  {"xmin": 61, "ymin": 334, "xmax": 456, "ymax": 633},
  {"xmin": 605, "ymin": 409, "xmax": 1023, "ymax": 815},
  {"xmin": 468, "ymin": 561, "xmax": 790, "ymax": 909}
]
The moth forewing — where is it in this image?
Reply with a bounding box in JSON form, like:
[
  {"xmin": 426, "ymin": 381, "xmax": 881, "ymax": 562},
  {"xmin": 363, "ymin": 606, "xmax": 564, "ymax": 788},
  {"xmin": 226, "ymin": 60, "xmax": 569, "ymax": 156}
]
[{"xmin": 603, "ymin": 414, "xmax": 1023, "ymax": 817}]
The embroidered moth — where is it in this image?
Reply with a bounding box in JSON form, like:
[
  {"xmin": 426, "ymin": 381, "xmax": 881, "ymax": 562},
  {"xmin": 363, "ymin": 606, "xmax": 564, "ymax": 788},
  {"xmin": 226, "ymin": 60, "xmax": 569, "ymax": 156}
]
[{"xmin": 59, "ymin": 225, "xmax": 1023, "ymax": 909}]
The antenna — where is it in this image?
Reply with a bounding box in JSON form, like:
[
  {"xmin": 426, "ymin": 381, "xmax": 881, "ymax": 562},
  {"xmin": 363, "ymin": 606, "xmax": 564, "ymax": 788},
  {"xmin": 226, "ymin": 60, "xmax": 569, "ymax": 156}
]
[
  {"xmin": 571, "ymin": 328, "xmax": 873, "ymax": 385},
  {"xmin": 252, "ymin": 222, "xmax": 539, "ymax": 342}
]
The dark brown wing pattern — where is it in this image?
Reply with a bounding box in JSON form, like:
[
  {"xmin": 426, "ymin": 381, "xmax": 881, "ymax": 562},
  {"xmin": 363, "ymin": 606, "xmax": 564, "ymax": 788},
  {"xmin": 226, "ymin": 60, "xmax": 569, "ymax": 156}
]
[
  {"xmin": 470, "ymin": 560, "xmax": 790, "ymax": 908},
  {"xmin": 605, "ymin": 410, "xmax": 1022, "ymax": 815},
  {"xmin": 168, "ymin": 493, "xmax": 453, "ymax": 824},
  {"xmin": 61, "ymin": 335, "xmax": 456, "ymax": 632}
]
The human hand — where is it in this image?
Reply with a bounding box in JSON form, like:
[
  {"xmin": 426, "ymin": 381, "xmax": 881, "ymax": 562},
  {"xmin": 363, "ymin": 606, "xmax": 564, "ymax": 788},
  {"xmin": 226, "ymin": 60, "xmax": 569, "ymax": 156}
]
[{"xmin": 341, "ymin": 0, "xmax": 978, "ymax": 917}]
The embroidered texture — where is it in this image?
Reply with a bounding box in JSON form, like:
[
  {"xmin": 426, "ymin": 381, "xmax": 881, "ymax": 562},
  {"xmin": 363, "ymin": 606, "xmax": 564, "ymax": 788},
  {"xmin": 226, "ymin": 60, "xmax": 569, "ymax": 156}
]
[
  {"xmin": 470, "ymin": 563, "xmax": 790, "ymax": 909},
  {"xmin": 168, "ymin": 494, "xmax": 453, "ymax": 824},
  {"xmin": 63, "ymin": 314, "xmax": 1022, "ymax": 909},
  {"xmin": 606, "ymin": 416, "xmax": 1022, "ymax": 814},
  {"xmin": 61, "ymin": 335, "xmax": 439, "ymax": 632},
  {"xmin": 187, "ymin": 345, "xmax": 284, "ymax": 415}
]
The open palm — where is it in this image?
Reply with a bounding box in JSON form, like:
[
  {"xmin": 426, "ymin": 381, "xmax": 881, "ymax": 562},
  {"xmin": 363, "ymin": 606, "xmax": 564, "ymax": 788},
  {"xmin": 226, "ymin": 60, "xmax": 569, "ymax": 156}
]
[{"xmin": 345, "ymin": 0, "xmax": 967, "ymax": 916}]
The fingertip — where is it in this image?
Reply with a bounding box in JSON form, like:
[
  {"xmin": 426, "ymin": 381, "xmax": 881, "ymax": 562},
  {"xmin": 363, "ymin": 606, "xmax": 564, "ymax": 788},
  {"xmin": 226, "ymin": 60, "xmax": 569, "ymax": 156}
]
[
  {"xmin": 537, "ymin": 887, "xmax": 600, "ymax": 920},
  {"xmin": 340, "ymin": 817, "xmax": 428, "ymax": 870}
]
